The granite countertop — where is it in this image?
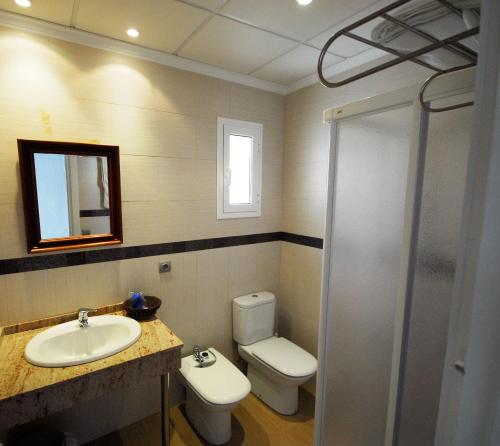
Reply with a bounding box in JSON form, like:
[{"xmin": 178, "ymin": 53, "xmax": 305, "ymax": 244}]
[{"xmin": 0, "ymin": 304, "xmax": 183, "ymax": 430}]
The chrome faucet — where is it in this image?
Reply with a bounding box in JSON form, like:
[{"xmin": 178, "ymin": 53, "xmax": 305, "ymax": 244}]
[
  {"xmin": 78, "ymin": 308, "xmax": 96, "ymax": 328},
  {"xmin": 193, "ymin": 345, "xmax": 204, "ymax": 365}
]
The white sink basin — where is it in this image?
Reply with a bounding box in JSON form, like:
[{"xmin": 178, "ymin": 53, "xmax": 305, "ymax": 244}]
[{"xmin": 24, "ymin": 315, "xmax": 142, "ymax": 367}]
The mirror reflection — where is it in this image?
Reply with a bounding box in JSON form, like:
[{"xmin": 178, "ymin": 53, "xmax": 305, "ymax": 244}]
[{"xmin": 34, "ymin": 153, "xmax": 111, "ymax": 239}]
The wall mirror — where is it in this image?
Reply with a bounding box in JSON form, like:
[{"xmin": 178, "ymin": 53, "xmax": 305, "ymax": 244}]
[{"xmin": 18, "ymin": 140, "xmax": 123, "ymax": 253}]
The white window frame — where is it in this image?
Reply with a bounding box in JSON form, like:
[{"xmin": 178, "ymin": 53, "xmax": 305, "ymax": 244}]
[{"xmin": 217, "ymin": 117, "xmax": 262, "ymax": 219}]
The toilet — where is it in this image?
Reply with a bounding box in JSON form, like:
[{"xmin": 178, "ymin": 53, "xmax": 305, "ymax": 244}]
[
  {"xmin": 233, "ymin": 291, "xmax": 317, "ymax": 415},
  {"xmin": 179, "ymin": 347, "xmax": 250, "ymax": 445}
]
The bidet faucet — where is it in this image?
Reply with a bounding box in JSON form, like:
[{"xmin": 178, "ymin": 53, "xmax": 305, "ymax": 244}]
[
  {"xmin": 78, "ymin": 308, "xmax": 96, "ymax": 328},
  {"xmin": 193, "ymin": 345, "xmax": 204, "ymax": 364}
]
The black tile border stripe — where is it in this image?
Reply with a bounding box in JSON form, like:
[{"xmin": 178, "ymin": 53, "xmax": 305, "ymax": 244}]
[
  {"xmin": 0, "ymin": 232, "xmax": 323, "ymax": 276},
  {"xmin": 80, "ymin": 209, "xmax": 110, "ymax": 217},
  {"xmin": 280, "ymin": 231, "xmax": 324, "ymax": 249}
]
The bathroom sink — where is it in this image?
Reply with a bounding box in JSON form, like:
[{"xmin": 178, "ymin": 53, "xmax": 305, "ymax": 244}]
[{"xmin": 24, "ymin": 315, "xmax": 141, "ymax": 367}]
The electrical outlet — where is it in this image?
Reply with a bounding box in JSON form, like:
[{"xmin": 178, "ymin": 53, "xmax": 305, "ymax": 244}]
[{"xmin": 159, "ymin": 260, "xmax": 171, "ymax": 273}]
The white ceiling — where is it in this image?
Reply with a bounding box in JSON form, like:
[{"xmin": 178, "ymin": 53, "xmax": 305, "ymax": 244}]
[
  {"xmin": 76, "ymin": 0, "xmax": 210, "ymax": 54},
  {"xmin": 220, "ymin": 0, "xmax": 380, "ymax": 42},
  {"xmin": 0, "ymin": 0, "xmax": 393, "ymax": 90},
  {"xmin": 0, "ymin": 0, "xmax": 74, "ymax": 25},
  {"xmin": 179, "ymin": 14, "xmax": 297, "ymax": 73},
  {"xmin": 252, "ymin": 45, "xmax": 343, "ymax": 85}
]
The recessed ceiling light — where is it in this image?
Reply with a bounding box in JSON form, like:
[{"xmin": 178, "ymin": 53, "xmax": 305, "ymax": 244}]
[
  {"xmin": 15, "ymin": 0, "xmax": 31, "ymax": 7},
  {"xmin": 126, "ymin": 28, "xmax": 140, "ymax": 38},
  {"xmin": 297, "ymin": 0, "xmax": 313, "ymax": 5}
]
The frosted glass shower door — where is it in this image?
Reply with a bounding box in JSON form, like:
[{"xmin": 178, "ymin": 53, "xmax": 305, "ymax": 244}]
[
  {"xmin": 321, "ymin": 105, "xmax": 414, "ymax": 445},
  {"xmin": 398, "ymin": 93, "xmax": 473, "ymax": 446}
]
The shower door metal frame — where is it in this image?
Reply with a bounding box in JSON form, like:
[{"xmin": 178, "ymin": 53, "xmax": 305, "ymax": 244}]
[{"xmin": 315, "ymin": 71, "xmax": 475, "ymax": 446}]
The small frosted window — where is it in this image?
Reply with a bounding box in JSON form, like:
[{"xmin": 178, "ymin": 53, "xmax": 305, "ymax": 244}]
[
  {"xmin": 228, "ymin": 135, "xmax": 252, "ymax": 205},
  {"xmin": 217, "ymin": 118, "xmax": 262, "ymax": 219}
]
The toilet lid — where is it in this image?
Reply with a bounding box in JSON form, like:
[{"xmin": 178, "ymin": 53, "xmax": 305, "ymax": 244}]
[
  {"xmin": 180, "ymin": 348, "xmax": 251, "ymax": 406},
  {"xmin": 249, "ymin": 337, "xmax": 317, "ymax": 378}
]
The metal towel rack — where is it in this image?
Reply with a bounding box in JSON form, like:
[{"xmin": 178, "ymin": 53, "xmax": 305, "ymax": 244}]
[{"xmin": 317, "ymin": 0, "xmax": 479, "ymax": 112}]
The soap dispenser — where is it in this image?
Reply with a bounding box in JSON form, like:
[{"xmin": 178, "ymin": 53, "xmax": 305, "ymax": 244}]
[{"xmin": 129, "ymin": 291, "xmax": 145, "ymax": 308}]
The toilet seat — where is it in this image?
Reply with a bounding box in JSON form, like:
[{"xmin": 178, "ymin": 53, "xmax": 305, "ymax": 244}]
[
  {"xmin": 239, "ymin": 336, "xmax": 317, "ymax": 378},
  {"xmin": 180, "ymin": 348, "xmax": 251, "ymax": 406}
]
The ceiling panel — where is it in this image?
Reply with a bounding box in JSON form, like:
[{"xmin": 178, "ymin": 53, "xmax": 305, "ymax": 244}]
[
  {"xmin": 75, "ymin": 0, "xmax": 210, "ymax": 54},
  {"xmin": 184, "ymin": 0, "xmax": 228, "ymax": 11},
  {"xmin": 220, "ymin": 0, "xmax": 383, "ymax": 43},
  {"xmin": 0, "ymin": 0, "xmax": 74, "ymax": 25},
  {"xmin": 308, "ymin": 0, "xmax": 392, "ymax": 57},
  {"xmin": 309, "ymin": 18, "xmax": 385, "ymax": 58},
  {"xmin": 179, "ymin": 15, "xmax": 297, "ymax": 74},
  {"xmin": 252, "ymin": 45, "xmax": 343, "ymax": 85}
]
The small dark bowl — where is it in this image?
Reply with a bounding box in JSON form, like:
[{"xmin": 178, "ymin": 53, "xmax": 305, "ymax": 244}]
[{"xmin": 124, "ymin": 295, "xmax": 162, "ymax": 321}]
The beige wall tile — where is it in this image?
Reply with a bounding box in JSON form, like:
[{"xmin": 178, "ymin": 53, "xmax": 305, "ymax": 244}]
[
  {"xmin": 227, "ymin": 244, "xmax": 258, "ymax": 298},
  {"xmin": 196, "ymin": 248, "xmax": 229, "ymax": 326},
  {"xmin": 122, "ymin": 198, "xmax": 283, "ymax": 248},
  {"xmin": 0, "ymin": 26, "xmax": 283, "ymax": 263},
  {"xmin": 0, "ymin": 143, "xmax": 21, "ymax": 207},
  {"xmin": 229, "ymin": 84, "xmax": 284, "ymax": 126},
  {"xmin": 0, "ymin": 261, "xmax": 121, "ymax": 325},
  {"xmin": 282, "ymin": 198, "xmax": 326, "ymax": 238},
  {"xmin": 194, "ymin": 115, "xmax": 218, "ymax": 160},
  {"xmin": 121, "ymin": 201, "xmax": 194, "ymax": 246},
  {"xmin": 0, "ymin": 26, "xmax": 284, "ymax": 438},
  {"xmin": 151, "ymin": 67, "xmax": 232, "ymax": 118},
  {"xmin": 72, "ymin": 52, "xmax": 159, "ymax": 110},
  {"xmin": 120, "ymin": 155, "xmax": 215, "ymax": 203},
  {"xmin": 283, "ymin": 158, "xmax": 329, "ymax": 203},
  {"xmin": 0, "ymin": 202, "xmax": 26, "ymax": 259},
  {"xmin": 0, "ymin": 20, "xmax": 284, "ymax": 446},
  {"xmin": 111, "ymin": 105, "xmax": 197, "ymax": 159},
  {"xmin": 255, "ymin": 241, "xmax": 281, "ymax": 296},
  {"xmin": 157, "ymin": 252, "xmax": 198, "ymax": 355}
]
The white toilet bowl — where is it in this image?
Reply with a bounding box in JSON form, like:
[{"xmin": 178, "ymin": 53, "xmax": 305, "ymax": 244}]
[
  {"xmin": 232, "ymin": 291, "xmax": 318, "ymax": 415},
  {"xmin": 238, "ymin": 336, "xmax": 317, "ymax": 415},
  {"xmin": 179, "ymin": 347, "xmax": 251, "ymax": 445}
]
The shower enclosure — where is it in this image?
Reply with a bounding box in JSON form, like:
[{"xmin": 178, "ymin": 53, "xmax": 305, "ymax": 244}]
[{"xmin": 315, "ymin": 71, "xmax": 475, "ymax": 446}]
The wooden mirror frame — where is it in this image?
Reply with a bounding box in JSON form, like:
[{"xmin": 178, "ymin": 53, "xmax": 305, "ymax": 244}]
[{"xmin": 18, "ymin": 140, "xmax": 123, "ymax": 254}]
